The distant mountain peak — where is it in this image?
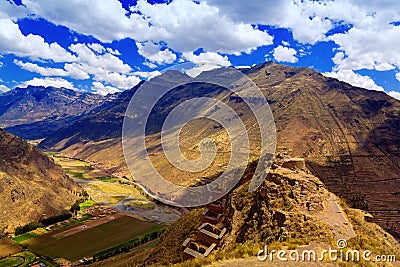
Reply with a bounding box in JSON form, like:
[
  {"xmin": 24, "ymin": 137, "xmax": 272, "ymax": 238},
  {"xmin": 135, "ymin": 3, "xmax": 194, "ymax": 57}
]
[
  {"xmin": 149, "ymin": 69, "xmax": 191, "ymax": 84},
  {"xmin": 0, "ymin": 85, "xmax": 109, "ymax": 139}
]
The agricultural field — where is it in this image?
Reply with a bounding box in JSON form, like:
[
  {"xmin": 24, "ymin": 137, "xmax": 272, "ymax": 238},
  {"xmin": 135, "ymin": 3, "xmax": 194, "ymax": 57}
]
[
  {"xmin": 47, "ymin": 153, "xmax": 96, "ymax": 180},
  {"xmin": 80, "ymin": 199, "xmax": 96, "ymax": 210},
  {"xmin": 0, "ymin": 257, "xmax": 22, "ymax": 267},
  {"xmin": 84, "ymin": 182, "xmax": 144, "ymax": 206},
  {"xmin": 123, "ymin": 199, "xmax": 156, "ymax": 210},
  {"xmin": 12, "ymin": 232, "xmax": 38, "ymax": 243},
  {"xmin": 0, "ymin": 251, "xmax": 36, "ymax": 267},
  {"xmin": 25, "ymin": 216, "xmax": 163, "ymax": 262},
  {"xmin": 47, "ymin": 153, "xmax": 146, "ymax": 206},
  {"xmin": 0, "ymin": 238, "xmax": 22, "ymax": 258}
]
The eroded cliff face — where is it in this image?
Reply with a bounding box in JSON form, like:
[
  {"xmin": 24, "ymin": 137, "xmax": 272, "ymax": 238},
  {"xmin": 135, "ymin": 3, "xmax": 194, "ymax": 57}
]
[{"xmin": 0, "ymin": 129, "xmax": 79, "ymax": 232}]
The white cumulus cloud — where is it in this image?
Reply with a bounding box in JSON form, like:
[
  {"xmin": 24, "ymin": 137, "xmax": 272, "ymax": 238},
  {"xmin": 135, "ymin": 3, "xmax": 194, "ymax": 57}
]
[
  {"xmin": 205, "ymin": 0, "xmax": 332, "ymax": 44},
  {"xmin": 18, "ymin": 77, "xmax": 76, "ymax": 89},
  {"xmin": 13, "ymin": 59, "xmax": 90, "ymax": 80},
  {"xmin": 69, "ymin": 43, "xmax": 131, "ymax": 74},
  {"xmin": 183, "ymin": 51, "xmax": 231, "ymax": 66},
  {"xmin": 21, "ymin": 0, "xmax": 273, "ymax": 55},
  {"xmin": 329, "ymin": 27, "xmax": 400, "ymax": 71},
  {"xmin": 91, "ymin": 81, "xmax": 121, "ymax": 95},
  {"xmin": 185, "ymin": 64, "xmax": 222, "ymax": 78},
  {"xmin": 87, "ymin": 43, "xmax": 105, "ymax": 54},
  {"xmin": 396, "ymin": 72, "xmax": 400, "ymax": 82},
  {"xmin": 0, "ymin": 0, "xmax": 28, "ymax": 20},
  {"xmin": 23, "ymin": 0, "xmax": 137, "ymax": 43},
  {"xmin": 323, "ymin": 70, "xmax": 385, "ymax": 92},
  {"xmin": 273, "ymin": 46, "xmax": 298, "ymax": 63},
  {"xmin": 136, "ymin": 42, "xmax": 176, "ymax": 64},
  {"xmin": 0, "ymin": 18, "xmax": 76, "ymax": 62},
  {"xmin": 134, "ymin": 0, "xmax": 273, "ymax": 54},
  {"xmin": 0, "ymin": 84, "xmax": 10, "ymax": 93},
  {"xmin": 183, "ymin": 51, "xmax": 231, "ymax": 77},
  {"xmin": 134, "ymin": 70, "xmax": 162, "ymax": 80},
  {"xmin": 92, "ymin": 71, "xmax": 141, "ymax": 89},
  {"xmin": 388, "ymin": 91, "xmax": 400, "ymax": 100}
]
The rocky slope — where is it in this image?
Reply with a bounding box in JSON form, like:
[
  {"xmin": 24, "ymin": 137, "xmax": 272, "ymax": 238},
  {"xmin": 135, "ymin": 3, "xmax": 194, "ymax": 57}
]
[
  {"xmin": 0, "ymin": 86, "xmax": 109, "ymax": 140},
  {"xmin": 113, "ymin": 161, "xmax": 400, "ymax": 266},
  {"xmin": 245, "ymin": 63, "xmax": 400, "ymax": 238},
  {"xmin": 0, "ymin": 129, "xmax": 79, "ymax": 233}
]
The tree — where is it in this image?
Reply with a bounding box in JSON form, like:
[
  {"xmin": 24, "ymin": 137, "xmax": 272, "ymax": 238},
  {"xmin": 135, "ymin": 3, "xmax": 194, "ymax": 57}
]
[
  {"xmin": 70, "ymin": 201, "xmax": 81, "ymax": 213},
  {"xmin": 0, "ymin": 225, "xmax": 5, "ymax": 238},
  {"xmin": 81, "ymin": 190, "xmax": 89, "ymax": 200}
]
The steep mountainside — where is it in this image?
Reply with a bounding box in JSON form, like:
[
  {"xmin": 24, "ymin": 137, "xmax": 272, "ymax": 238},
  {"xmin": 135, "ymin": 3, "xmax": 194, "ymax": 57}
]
[
  {"xmin": 0, "ymin": 129, "xmax": 79, "ymax": 233},
  {"xmin": 0, "ymin": 86, "xmax": 109, "ymax": 140},
  {"xmin": 38, "ymin": 63, "xmax": 400, "ymax": 236}
]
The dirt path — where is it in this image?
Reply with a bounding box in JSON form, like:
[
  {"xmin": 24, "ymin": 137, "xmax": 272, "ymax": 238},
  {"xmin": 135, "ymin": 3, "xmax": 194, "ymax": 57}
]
[{"xmin": 315, "ymin": 193, "xmax": 356, "ymax": 240}]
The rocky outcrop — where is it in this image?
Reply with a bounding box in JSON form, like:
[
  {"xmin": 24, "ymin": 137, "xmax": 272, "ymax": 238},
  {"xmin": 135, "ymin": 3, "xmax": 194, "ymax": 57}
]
[{"xmin": 222, "ymin": 166, "xmax": 332, "ymax": 246}]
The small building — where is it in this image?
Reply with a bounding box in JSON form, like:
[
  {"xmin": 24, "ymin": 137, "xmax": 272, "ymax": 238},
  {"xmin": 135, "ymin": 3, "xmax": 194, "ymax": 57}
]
[
  {"xmin": 206, "ymin": 198, "xmax": 226, "ymax": 213},
  {"xmin": 197, "ymin": 223, "xmax": 226, "ymax": 245},
  {"xmin": 182, "ymin": 238, "xmax": 217, "ymax": 260},
  {"xmin": 203, "ymin": 208, "xmax": 223, "ymax": 224}
]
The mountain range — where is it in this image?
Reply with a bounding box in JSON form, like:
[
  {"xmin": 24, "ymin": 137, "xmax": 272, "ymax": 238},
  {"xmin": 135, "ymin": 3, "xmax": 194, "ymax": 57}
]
[
  {"xmin": 2, "ymin": 62, "xmax": 399, "ymax": 239},
  {"xmin": 27, "ymin": 62, "xmax": 400, "ymax": 240},
  {"xmin": 0, "ymin": 86, "xmax": 112, "ymax": 140}
]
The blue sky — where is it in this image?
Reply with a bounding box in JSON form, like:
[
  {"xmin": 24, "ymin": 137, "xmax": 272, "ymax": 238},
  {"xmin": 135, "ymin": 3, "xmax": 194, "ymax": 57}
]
[{"xmin": 0, "ymin": 0, "xmax": 399, "ymax": 99}]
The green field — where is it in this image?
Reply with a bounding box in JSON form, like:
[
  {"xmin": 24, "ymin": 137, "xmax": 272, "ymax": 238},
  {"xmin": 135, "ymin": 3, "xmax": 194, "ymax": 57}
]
[
  {"xmin": 49, "ymin": 154, "xmax": 145, "ymax": 206},
  {"xmin": 15, "ymin": 251, "xmax": 36, "ymax": 265},
  {"xmin": 26, "ymin": 216, "xmax": 163, "ymax": 262},
  {"xmin": 12, "ymin": 232, "xmax": 38, "ymax": 243},
  {"xmin": 0, "ymin": 257, "xmax": 23, "ymax": 267},
  {"xmin": 0, "ymin": 251, "xmax": 37, "ymax": 267},
  {"xmin": 80, "ymin": 199, "xmax": 96, "ymax": 210},
  {"xmin": 96, "ymin": 177, "xmax": 117, "ymax": 183}
]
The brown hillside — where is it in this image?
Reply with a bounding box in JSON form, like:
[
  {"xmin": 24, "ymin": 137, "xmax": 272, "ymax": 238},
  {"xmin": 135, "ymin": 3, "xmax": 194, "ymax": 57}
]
[{"xmin": 0, "ymin": 129, "xmax": 79, "ymax": 233}]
